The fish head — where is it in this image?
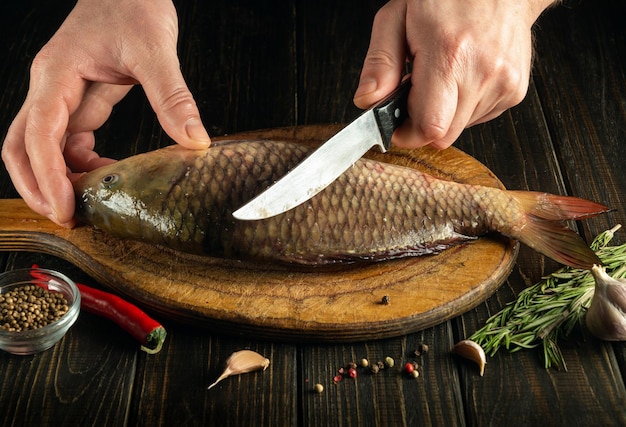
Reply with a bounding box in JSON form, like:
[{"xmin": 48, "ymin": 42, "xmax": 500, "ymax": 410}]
[{"xmin": 73, "ymin": 146, "xmax": 188, "ymax": 239}]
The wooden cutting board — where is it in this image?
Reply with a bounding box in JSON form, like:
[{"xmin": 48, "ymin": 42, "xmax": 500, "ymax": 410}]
[{"xmin": 0, "ymin": 125, "xmax": 517, "ymax": 342}]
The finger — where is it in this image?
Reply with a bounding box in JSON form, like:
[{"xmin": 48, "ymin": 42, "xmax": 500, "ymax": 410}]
[
  {"xmin": 427, "ymin": 83, "xmax": 489, "ymax": 150},
  {"xmin": 136, "ymin": 52, "xmax": 211, "ymax": 149},
  {"xmin": 64, "ymin": 83, "xmax": 129, "ymax": 173},
  {"xmin": 13, "ymin": 49, "xmax": 94, "ymax": 225},
  {"xmin": 1, "ymin": 110, "xmax": 53, "ymax": 218},
  {"xmin": 353, "ymin": 0, "xmax": 407, "ymax": 109},
  {"xmin": 430, "ymin": 74, "xmax": 511, "ymax": 150},
  {"xmin": 467, "ymin": 103, "xmax": 508, "ymax": 127},
  {"xmin": 407, "ymin": 65, "xmax": 459, "ymax": 146},
  {"xmin": 398, "ymin": 68, "xmax": 484, "ymax": 150},
  {"xmin": 23, "ymin": 100, "xmax": 77, "ymax": 225},
  {"xmin": 64, "ymin": 131, "xmax": 116, "ymax": 173},
  {"xmin": 466, "ymin": 76, "xmax": 530, "ymax": 128},
  {"xmin": 392, "ymin": 104, "xmax": 469, "ymax": 150},
  {"xmin": 68, "ymin": 83, "xmax": 133, "ymax": 133},
  {"xmin": 390, "ymin": 118, "xmax": 423, "ymax": 148}
]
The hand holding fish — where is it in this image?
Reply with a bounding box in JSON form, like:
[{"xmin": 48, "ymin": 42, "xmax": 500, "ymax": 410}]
[
  {"xmin": 354, "ymin": 0, "xmax": 559, "ymax": 149},
  {"xmin": 1, "ymin": 0, "xmax": 210, "ymax": 227}
]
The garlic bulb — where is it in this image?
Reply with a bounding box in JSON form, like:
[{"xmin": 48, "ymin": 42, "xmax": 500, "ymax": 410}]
[
  {"xmin": 586, "ymin": 265, "xmax": 626, "ymax": 341},
  {"xmin": 208, "ymin": 349, "xmax": 270, "ymax": 389}
]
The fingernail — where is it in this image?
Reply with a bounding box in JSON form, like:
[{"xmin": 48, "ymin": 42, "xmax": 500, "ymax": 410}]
[
  {"xmin": 55, "ymin": 218, "xmax": 76, "ymax": 229},
  {"xmin": 185, "ymin": 118, "xmax": 211, "ymax": 147},
  {"xmin": 46, "ymin": 209, "xmax": 61, "ymax": 225},
  {"xmin": 354, "ymin": 77, "xmax": 378, "ymax": 99},
  {"xmin": 46, "ymin": 212, "xmax": 70, "ymax": 228}
]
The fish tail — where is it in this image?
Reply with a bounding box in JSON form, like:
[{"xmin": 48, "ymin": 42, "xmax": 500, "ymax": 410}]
[{"xmin": 509, "ymin": 191, "xmax": 610, "ymax": 270}]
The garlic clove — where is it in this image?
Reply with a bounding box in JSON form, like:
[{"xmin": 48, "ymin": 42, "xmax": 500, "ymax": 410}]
[
  {"xmin": 453, "ymin": 339, "xmax": 487, "ymax": 376},
  {"xmin": 208, "ymin": 349, "xmax": 270, "ymax": 390},
  {"xmin": 586, "ymin": 265, "xmax": 626, "ymax": 341}
]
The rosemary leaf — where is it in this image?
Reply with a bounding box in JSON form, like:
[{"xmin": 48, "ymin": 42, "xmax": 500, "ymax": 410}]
[{"xmin": 469, "ymin": 225, "xmax": 625, "ymax": 370}]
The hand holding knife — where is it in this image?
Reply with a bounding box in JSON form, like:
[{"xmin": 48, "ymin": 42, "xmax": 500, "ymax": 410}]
[{"xmin": 233, "ymin": 78, "xmax": 412, "ymax": 221}]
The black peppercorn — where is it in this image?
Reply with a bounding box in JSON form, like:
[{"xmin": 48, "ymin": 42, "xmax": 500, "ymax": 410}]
[{"xmin": 0, "ymin": 285, "xmax": 68, "ymax": 332}]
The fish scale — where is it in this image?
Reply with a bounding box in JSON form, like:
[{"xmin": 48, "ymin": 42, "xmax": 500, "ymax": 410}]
[{"xmin": 74, "ymin": 140, "xmax": 609, "ymax": 269}]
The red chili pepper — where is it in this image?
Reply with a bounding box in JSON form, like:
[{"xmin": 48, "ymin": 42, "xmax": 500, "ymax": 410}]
[{"xmin": 31, "ymin": 265, "xmax": 166, "ymax": 354}]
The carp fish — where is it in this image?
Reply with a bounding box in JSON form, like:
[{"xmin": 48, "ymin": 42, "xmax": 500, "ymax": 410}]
[{"xmin": 73, "ymin": 140, "xmax": 608, "ymax": 269}]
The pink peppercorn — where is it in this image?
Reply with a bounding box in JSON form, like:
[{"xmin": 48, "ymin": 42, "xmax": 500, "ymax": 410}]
[
  {"xmin": 404, "ymin": 362, "xmax": 415, "ymax": 374},
  {"xmin": 348, "ymin": 368, "xmax": 357, "ymax": 379}
]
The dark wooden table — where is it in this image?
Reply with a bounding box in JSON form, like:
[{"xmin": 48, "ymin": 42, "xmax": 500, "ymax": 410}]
[{"xmin": 1, "ymin": 1, "xmax": 625, "ymax": 425}]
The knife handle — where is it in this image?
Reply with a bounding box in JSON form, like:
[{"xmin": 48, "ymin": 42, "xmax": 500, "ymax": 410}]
[{"xmin": 372, "ymin": 78, "xmax": 412, "ymax": 150}]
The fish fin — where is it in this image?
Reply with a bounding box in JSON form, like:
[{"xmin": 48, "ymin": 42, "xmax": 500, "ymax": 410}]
[
  {"xmin": 282, "ymin": 240, "xmax": 472, "ymax": 266},
  {"xmin": 519, "ymin": 220, "xmax": 601, "ymax": 269},
  {"xmin": 509, "ymin": 191, "xmax": 610, "ymax": 221},
  {"xmin": 510, "ymin": 192, "xmax": 609, "ymax": 270}
]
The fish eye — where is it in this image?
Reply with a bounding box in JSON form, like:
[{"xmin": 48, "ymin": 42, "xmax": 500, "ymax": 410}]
[{"xmin": 101, "ymin": 173, "xmax": 120, "ymax": 188}]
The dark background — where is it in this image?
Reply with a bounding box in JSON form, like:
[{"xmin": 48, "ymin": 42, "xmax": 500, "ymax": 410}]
[{"xmin": 1, "ymin": 1, "xmax": 625, "ymax": 425}]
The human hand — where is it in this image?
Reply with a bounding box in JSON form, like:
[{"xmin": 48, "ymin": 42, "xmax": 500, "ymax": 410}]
[
  {"xmin": 354, "ymin": 0, "xmax": 557, "ymax": 149},
  {"xmin": 1, "ymin": 0, "xmax": 210, "ymax": 227}
]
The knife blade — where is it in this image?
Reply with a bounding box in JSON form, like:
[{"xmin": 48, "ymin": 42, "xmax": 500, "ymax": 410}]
[{"xmin": 233, "ymin": 78, "xmax": 412, "ymax": 220}]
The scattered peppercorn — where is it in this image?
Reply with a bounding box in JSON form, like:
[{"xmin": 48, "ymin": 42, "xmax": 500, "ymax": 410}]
[
  {"xmin": 331, "ymin": 354, "xmax": 424, "ymax": 384},
  {"xmin": 0, "ymin": 285, "xmax": 68, "ymax": 332},
  {"xmin": 384, "ymin": 356, "xmax": 395, "ymax": 368},
  {"xmin": 414, "ymin": 342, "xmax": 429, "ymax": 356},
  {"xmin": 381, "ymin": 295, "xmax": 390, "ymax": 305},
  {"xmin": 313, "ymin": 383, "xmax": 324, "ymax": 393},
  {"xmin": 348, "ymin": 368, "xmax": 357, "ymax": 379}
]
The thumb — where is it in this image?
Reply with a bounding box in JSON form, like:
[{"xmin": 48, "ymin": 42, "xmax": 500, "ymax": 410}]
[
  {"xmin": 354, "ymin": 3, "xmax": 407, "ymax": 109},
  {"xmin": 140, "ymin": 56, "xmax": 211, "ymax": 149}
]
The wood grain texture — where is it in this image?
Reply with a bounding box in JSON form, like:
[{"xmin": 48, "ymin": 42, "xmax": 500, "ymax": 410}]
[
  {"xmin": 0, "ymin": 125, "xmax": 517, "ymax": 342},
  {"xmin": 1, "ymin": 0, "xmax": 625, "ymax": 426},
  {"xmin": 450, "ymin": 3, "xmax": 626, "ymax": 425},
  {"xmin": 128, "ymin": 336, "xmax": 298, "ymax": 426},
  {"xmin": 532, "ymin": 0, "xmax": 626, "ymax": 239},
  {"xmin": 300, "ymin": 325, "xmax": 465, "ymax": 427},
  {"xmin": 0, "ymin": 305, "xmax": 138, "ymax": 426}
]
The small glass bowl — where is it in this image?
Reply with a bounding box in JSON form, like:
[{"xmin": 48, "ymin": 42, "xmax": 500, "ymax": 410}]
[{"xmin": 0, "ymin": 268, "xmax": 81, "ymax": 355}]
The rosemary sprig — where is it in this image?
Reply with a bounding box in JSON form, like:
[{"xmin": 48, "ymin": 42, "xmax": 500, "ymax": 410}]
[{"xmin": 469, "ymin": 225, "xmax": 625, "ymax": 370}]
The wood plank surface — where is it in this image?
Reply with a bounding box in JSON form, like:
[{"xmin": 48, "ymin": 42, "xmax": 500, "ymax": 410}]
[
  {"xmin": 0, "ymin": 0, "xmax": 625, "ymax": 426},
  {"xmin": 452, "ymin": 2, "xmax": 626, "ymax": 425}
]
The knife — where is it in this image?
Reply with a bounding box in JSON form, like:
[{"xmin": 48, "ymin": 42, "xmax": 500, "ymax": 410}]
[{"xmin": 233, "ymin": 78, "xmax": 412, "ymax": 220}]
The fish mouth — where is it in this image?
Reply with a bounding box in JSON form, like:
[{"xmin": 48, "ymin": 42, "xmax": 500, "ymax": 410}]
[
  {"xmin": 74, "ymin": 188, "xmax": 116, "ymax": 231},
  {"xmin": 74, "ymin": 188, "xmax": 95, "ymax": 224},
  {"xmin": 73, "ymin": 171, "xmax": 101, "ymax": 224}
]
